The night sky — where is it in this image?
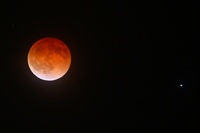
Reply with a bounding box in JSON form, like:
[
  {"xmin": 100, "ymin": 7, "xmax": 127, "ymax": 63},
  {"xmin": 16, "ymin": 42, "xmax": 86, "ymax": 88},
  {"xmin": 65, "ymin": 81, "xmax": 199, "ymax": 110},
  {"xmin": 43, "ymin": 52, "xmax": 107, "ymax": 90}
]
[{"xmin": 1, "ymin": 0, "xmax": 200, "ymax": 132}]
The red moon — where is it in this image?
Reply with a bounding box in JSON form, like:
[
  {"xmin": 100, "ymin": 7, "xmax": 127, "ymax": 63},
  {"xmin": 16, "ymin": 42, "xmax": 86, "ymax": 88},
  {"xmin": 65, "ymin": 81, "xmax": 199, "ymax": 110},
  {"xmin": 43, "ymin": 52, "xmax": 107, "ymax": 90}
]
[{"xmin": 28, "ymin": 37, "xmax": 71, "ymax": 81}]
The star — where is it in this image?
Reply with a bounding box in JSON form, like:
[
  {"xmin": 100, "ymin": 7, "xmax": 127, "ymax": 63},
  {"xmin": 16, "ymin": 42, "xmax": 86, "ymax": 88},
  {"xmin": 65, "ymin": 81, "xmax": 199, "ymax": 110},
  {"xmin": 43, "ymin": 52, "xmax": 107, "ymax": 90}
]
[{"xmin": 180, "ymin": 84, "xmax": 183, "ymax": 87}]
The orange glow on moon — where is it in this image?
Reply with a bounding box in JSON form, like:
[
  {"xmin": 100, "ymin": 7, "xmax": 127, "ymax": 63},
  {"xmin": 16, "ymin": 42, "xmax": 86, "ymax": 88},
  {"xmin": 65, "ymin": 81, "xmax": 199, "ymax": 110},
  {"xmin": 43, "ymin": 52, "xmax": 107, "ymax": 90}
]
[{"xmin": 28, "ymin": 37, "xmax": 71, "ymax": 81}]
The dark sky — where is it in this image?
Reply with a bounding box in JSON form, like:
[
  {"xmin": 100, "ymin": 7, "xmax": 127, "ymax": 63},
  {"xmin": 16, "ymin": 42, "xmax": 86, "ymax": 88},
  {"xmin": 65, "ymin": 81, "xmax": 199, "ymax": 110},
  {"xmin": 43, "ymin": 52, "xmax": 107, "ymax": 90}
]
[{"xmin": 1, "ymin": 0, "xmax": 200, "ymax": 132}]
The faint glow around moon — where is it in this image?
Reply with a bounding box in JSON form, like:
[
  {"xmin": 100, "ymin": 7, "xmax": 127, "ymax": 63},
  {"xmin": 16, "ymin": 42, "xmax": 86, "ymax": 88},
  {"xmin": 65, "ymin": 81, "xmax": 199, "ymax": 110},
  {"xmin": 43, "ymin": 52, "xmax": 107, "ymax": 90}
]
[{"xmin": 28, "ymin": 37, "xmax": 71, "ymax": 81}]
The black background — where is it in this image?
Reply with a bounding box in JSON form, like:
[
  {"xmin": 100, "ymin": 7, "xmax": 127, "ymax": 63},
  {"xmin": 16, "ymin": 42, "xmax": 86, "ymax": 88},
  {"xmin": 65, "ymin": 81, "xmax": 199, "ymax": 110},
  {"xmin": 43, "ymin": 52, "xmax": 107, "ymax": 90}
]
[{"xmin": 1, "ymin": 0, "xmax": 200, "ymax": 132}]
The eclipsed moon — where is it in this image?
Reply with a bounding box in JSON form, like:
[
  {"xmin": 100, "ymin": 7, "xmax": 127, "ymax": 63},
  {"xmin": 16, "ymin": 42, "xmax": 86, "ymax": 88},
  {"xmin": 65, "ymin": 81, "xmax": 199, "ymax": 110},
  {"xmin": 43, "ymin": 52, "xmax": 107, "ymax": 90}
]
[{"xmin": 28, "ymin": 37, "xmax": 71, "ymax": 81}]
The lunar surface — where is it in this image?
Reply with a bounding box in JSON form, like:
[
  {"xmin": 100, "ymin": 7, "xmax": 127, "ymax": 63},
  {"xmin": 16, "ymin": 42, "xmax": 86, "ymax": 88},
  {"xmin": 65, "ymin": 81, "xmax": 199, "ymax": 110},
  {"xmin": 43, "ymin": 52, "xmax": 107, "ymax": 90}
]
[{"xmin": 28, "ymin": 37, "xmax": 71, "ymax": 81}]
